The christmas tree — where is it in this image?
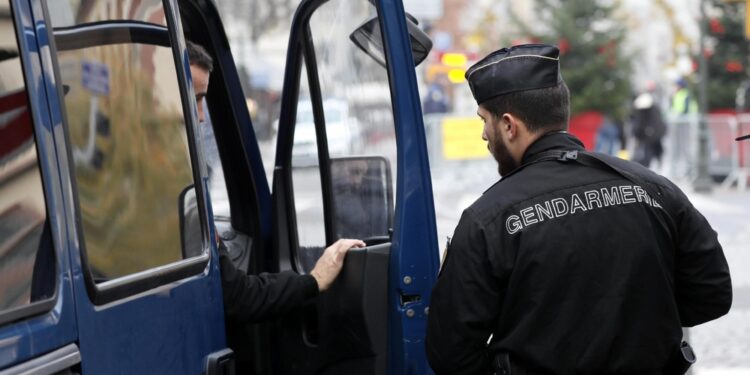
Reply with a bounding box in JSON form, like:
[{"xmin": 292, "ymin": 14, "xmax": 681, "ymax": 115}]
[
  {"xmin": 703, "ymin": 1, "xmax": 748, "ymax": 111},
  {"xmin": 504, "ymin": 0, "xmax": 634, "ymax": 122}
]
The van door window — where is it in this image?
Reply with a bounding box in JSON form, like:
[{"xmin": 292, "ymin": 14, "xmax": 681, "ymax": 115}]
[
  {"xmin": 0, "ymin": 0, "xmax": 55, "ymax": 321},
  {"xmin": 291, "ymin": 63, "xmax": 327, "ymax": 272},
  {"xmin": 200, "ymin": 106, "xmax": 229, "ymax": 219},
  {"xmin": 292, "ymin": 0, "xmax": 397, "ymax": 271},
  {"xmin": 47, "ymin": 0, "xmax": 202, "ymax": 283}
]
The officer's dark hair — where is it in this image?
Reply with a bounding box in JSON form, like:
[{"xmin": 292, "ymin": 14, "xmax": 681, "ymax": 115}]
[
  {"xmin": 187, "ymin": 41, "xmax": 213, "ymax": 73},
  {"xmin": 481, "ymin": 81, "xmax": 570, "ymax": 133}
]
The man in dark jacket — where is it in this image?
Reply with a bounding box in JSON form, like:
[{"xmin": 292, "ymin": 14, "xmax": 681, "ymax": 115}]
[
  {"xmin": 631, "ymin": 84, "xmax": 667, "ymax": 168},
  {"xmin": 425, "ymin": 44, "xmax": 732, "ymax": 375},
  {"xmin": 187, "ymin": 41, "xmax": 365, "ymax": 322}
]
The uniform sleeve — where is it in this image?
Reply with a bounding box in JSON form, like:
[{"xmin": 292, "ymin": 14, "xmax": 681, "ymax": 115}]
[
  {"xmin": 426, "ymin": 210, "xmax": 502, "ymax": 374},
  {"xmin": 219, "ymin": 243, "xmax": 320, "ymax": 323},
  {"xmin": 671, "ymin": 187, "xmax": 732, "ymax": 327}
]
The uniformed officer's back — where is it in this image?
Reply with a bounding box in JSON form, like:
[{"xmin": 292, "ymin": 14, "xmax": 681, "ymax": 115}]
[{"xmin": 425, "ymin": 44, "xmax": 731, "ymax": 375}]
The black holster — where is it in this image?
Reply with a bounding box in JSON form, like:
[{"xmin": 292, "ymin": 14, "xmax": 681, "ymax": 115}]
[
  {"xmin": 491, "ymin": 352, "xmax": 512, "ymax": 375},
  {"xmin": 663, "ymin": 341, "xmax": 696, "ymax": 375},
  {"xmin": 491, "ymin": 353, "xmax": 544, "ymax": 375}
]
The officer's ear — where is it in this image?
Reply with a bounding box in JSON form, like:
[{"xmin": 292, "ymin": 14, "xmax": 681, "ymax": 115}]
[{"xmin": 500, "ymin": 113, "xmax": 520, "ymax": 140}]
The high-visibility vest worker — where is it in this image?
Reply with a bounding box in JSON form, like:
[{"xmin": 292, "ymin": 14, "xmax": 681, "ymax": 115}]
[{"xmin": 671, "ymin": 79, "xmax": 698, "ymax": 115}]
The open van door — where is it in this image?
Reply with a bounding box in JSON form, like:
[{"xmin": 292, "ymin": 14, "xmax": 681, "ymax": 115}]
[
  {"xmin": 271, "ymin": 0, "xmax": 440, "ymax": 373},
  {"xmin": 21, "ymin": 1, "xmax": 231, "ymax": 373},
  {"xmin": 0, "ymin": 0, "xmax": 79, "ymax": 372}
]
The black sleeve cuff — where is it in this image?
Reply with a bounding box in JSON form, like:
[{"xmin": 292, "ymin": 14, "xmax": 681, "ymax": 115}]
[{"xmin": 299, "ymin": 273, "xmax": 320, "ymax": 298}]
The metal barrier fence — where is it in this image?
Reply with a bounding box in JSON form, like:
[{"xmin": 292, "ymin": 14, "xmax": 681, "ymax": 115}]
[
  {"xmin": 666, "ymin": 114, "xmax": 750, "ymax": 190},
  {"xmin": 424, "ymin": 113, "xmax": 750, "ymax": 190},
  {"xmin": 725, "ymin": 114, "xmax": 750, "ymax": 190}
]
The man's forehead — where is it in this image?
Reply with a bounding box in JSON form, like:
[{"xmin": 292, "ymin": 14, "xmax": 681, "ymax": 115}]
[
  {"xmin": 189, "ymin": 61, "xmax": 211, "ymax": 73},
  {"xmin": 190, "ymin": 64, "xmax": 208, "ymax": 74}
]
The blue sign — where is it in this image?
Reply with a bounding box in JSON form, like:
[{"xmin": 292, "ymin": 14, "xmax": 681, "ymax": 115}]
[{"xmin": 81, "ymin": 60, "xmax": 110, "ymax": 96}]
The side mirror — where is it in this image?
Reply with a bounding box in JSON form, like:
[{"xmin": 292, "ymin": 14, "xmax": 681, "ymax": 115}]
[
  {"xmin": 330, "ymin": 156, "xmax": 393, "ymax": 244},
  {"xmin": 178, "ymin": 184, "xmax": 203, "ymax": 258},
  {"xmin": 349, "ymin": 13, "xmax": 433, "ymax": 68}
]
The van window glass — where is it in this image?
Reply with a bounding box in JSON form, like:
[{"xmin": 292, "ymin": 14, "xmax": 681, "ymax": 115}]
[
  {"xmin": 216, "ymin": 3, "xmax": 294, "ymax": 185},
  {"xmin": 200, "ymin": 106, "xmax": 229, "ymax": 219},
  {"xmin": 0, "ymin": 0, "xmax": 55, "ymax": 314},
  {"xmin": 48, "ymin": 0, "xmax": 200, "ymax": 281},
  {"xmin": 291, "ymin": 63, "xmax": 326, "ymax": 272},
  {"xmin": 296, "ymin": 0, "xmax": 396, "ymax": 262},
  {"xmin": 310, "ymin": 2, "xmax": 397, "ymax": 163}
]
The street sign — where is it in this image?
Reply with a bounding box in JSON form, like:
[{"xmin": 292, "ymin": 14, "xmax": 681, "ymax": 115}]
[
  {"xmin": 441, "ymin": 117, "xmax": 489, "ymax": 160},
  {"xmin": 81, "ymin": 60, "xmax": 110, "ymax": 96},
  {"xmin": 441, "ymin": 53, "xmax": 467, "ymax": 67}
]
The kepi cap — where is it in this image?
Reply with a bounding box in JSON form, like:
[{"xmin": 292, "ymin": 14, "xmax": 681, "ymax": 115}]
[{"xmin": 465, "ymin": 44, "xmax": 562, "ymax": 104}]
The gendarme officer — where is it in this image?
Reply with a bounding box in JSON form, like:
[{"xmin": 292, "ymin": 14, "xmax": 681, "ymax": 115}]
[{"xmin": 425, "ymin": 44, "xmax": 732, "ymax": 375}]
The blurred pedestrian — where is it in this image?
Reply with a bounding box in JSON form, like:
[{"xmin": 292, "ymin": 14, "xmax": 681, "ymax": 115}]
[
  {"xmin": 423, "ymin": 79, "xmax": 450, "ymax": 115},
  {"xmin": 425, "ymin": 44, "xmax": 731, "ymax": 375},
  {"xmin": 670, "ymin": 78, "xmax": 698, "ymax": 116},
  {"xmin": 594, "ymin": 115, "xmax": 622, "ymax": 156},
  {"xmin": 631, "ymin": 82, "xmax": 667, "ymax": 168}
]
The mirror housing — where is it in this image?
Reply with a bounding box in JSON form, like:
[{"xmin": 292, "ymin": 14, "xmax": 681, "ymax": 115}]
[
  {"xmin": 349, "ymin": 13, "xmax": 432, "ymax": 68},
  {"xmin": 330, "ymin": 156, "xmax": 393, "ymax": 244}
]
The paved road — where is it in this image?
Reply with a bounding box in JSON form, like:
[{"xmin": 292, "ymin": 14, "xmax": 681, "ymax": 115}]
[{"xmin": 684, "ymin": 188, "xmax": 750, "ymax": 373}]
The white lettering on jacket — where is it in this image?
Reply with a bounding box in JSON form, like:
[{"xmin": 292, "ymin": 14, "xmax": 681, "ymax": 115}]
[{"xmin": 505, "ymin": 184, "xmax": 662, "ymax": 235}]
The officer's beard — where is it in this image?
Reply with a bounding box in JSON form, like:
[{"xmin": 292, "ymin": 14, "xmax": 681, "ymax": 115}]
[{"xmin": 490, "ymin": 137, "xmax": 518, "ymax": 177}]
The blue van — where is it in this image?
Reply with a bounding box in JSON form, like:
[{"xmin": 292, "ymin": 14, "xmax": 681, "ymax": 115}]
[{"xmin": 0, "ymin": 0, "xmax": 439, "ymax": 373}]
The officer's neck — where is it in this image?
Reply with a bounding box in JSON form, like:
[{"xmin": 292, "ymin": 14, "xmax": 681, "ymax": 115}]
[{"xmin": 516, "ymin": 129, "xmax": 569, "ymax": 163}]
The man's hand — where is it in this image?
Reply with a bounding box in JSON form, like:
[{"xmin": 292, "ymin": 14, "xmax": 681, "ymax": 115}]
[{"xmin": 310, "ymin": 239, "xmax": 366, "ymax": 291}]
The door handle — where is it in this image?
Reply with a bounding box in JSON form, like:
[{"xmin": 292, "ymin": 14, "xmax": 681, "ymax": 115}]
[{"xmin": 205, "ymin": 348, "xmax": 235, "ymax": 375}]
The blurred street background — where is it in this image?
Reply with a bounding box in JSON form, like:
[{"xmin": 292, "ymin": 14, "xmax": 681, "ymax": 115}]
[{"xmin": 216, "ymin": 0, "xmax": 750, "ymax": 372}]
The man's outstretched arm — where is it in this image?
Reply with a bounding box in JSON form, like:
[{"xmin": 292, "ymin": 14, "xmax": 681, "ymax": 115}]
[{"xmin": 220, "ymin": 238, "xmax": 365, "ymax": 322}]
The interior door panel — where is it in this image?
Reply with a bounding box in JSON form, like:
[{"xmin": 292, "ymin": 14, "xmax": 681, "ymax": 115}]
[{"xmin": 276, "ymin": 243, "xmax": 390, "ymax": 375}]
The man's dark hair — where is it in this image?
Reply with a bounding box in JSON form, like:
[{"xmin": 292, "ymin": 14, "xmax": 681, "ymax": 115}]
[
  {"xmin": 186, "ymin": 41, "xmax": 213, "ymax": 73},
  {"xmin": 481, "ymin": 82, "xmax": 570, "ymax": 133}
]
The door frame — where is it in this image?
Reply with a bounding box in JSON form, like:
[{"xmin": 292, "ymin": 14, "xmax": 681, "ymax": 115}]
[
  {"xmin": 374, "ymin": 1, "xmax": 441, "ymax": 373},
  {"xmin": 32, "ymin": 0, "xmax": 229, "ymax": 372},
  {"xmin": 271, "ymin": 0, "xmax": 440, "ymax": 373},
  {"xmin": 0, "ymin": 0, "xmax": 78, "ymax": 370}
]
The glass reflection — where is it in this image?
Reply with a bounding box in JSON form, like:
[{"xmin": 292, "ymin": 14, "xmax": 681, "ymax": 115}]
[
  {"xmin": 50, "ymin": 0, "xmax": 196, "ymax": 281},
  {"xmin": 0, "ymin": 0, "xmax": 54, "ymax": 311}
]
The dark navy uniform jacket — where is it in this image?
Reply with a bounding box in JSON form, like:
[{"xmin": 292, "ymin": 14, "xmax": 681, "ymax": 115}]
[{"xmin": 426, "ymin": 132, "xmax": 732, "ymax": 375}]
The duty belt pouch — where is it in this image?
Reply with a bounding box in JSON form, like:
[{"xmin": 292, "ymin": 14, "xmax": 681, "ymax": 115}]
[
  {"xmin": 491, "ymin": 353, "xmax": 548, "ymax": 375},
  {"xmin": 663, "ymin": 341, "xmax": 696, "ymax": 375},
  {"xmin": 492, "ymin": 353, "xmax": 512, "ymax": 375}
]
